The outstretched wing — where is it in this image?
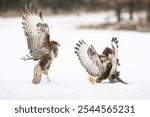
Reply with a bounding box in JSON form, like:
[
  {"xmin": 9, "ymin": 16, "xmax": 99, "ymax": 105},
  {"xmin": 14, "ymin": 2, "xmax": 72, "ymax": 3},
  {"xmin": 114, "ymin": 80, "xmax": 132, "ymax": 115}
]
[
  {"xmin": 21, "ymin": 1, "xmax": 50, "ymax": 60},
  {"xmin": 108, "ymin": 37, "xmax": 119, "ymax": 77},
  {"xmin": 75, "ymin": 40, "xmax": 103, "ymax": 77}
]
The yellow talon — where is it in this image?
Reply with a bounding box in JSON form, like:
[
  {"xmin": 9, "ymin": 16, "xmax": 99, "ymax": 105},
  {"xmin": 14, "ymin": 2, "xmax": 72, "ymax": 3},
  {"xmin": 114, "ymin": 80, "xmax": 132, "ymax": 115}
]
[
  {"xmin": 43, "ymin": 68, "xmax": 48, "ymax": 76},
  {"xmin": 88, "ymin": 76, "xmax": 96, "ymax": 84}
]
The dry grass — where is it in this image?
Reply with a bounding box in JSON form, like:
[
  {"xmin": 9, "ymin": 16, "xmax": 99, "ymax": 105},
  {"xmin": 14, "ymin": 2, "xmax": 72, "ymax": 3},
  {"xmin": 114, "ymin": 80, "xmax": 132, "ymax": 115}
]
[
  {"xmin": 0, "ymin": 10, "xmax": 20, "ymax": 17},
  {"xmin": 80, "ymin": 22, "xmax": 116, "ymax": 29},
  {"xmin": 79, "ymin": 20, "xmax": 150, "ymax": 32},
  {"xmin": 0, "ymin": 7, "xmax": 97, "ymax": 17}
]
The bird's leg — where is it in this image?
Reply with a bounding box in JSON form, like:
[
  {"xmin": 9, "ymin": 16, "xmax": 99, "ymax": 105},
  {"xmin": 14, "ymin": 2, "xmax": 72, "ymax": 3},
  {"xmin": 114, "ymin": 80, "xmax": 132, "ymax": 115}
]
[
  {"xmin": 96, "ymin": 77, "xmax": 103, "ymax": 83},
  {"xmin": 87, "ymin": 76, "xmax": 96, "ymax": 84},
  {"xmin": 43, "ymin": 68, "xmax": 51, "ymax": 82},
  {"xmin": 43, "ymin": 67, "xmax": 48, "ymax": 75}
]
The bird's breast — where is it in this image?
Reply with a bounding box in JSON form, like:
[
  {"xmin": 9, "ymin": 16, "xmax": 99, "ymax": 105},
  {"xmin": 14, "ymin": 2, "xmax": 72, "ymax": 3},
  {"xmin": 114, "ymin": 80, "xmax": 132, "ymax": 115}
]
[{"xmin": 50, "ymin": 50, "xmax": 56, "ymax": 60}]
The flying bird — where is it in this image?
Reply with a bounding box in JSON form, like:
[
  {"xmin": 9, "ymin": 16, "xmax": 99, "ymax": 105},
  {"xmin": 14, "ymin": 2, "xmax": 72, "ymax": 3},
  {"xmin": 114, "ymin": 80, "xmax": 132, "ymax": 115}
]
[
  {"xmin": 75, "ymin": 37, "xmax": 126, "ymax": 84},
  {"xmin": 21, "ymin": 0, "xmax": 60, "ymax": 84}
]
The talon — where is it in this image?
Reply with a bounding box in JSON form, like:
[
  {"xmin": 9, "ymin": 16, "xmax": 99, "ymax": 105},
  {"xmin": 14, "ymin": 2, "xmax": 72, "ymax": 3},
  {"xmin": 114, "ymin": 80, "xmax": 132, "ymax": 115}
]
[
  {"xmin": 43, "ymin": 68, "xmax": 48, "ymax": 76},
  {"xmin": 88, "ymin": 76, "xmax": 96, "ymax": 84}
]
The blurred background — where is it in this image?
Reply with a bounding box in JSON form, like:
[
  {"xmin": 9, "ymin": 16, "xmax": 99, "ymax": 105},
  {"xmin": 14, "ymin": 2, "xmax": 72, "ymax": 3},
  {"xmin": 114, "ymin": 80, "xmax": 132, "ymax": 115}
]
[{"xmin": 0, "ymin": 0, "xmax": 150, "ymax": 31}]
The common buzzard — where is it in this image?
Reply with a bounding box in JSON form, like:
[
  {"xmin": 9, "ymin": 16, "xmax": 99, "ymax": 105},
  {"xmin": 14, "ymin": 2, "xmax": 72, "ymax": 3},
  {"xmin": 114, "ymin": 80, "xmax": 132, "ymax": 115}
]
[
  {"xmin": 75, "ymin": 37, "xmax": 126, "ymax": 84},
  {"xmin": 21, "ymin": 0, "xmax": 60, "ymax": 84}
]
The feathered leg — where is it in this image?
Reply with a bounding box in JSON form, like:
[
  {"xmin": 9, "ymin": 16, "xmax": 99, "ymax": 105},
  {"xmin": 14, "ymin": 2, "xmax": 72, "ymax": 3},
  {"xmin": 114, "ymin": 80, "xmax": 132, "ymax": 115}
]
[
  {"xmin": 32, "ymin": 62, "xmax": 42, "ymax": 84},
  {"xmin": 96, "ymin": 77, "xmax": 103, "ymax": 83}
]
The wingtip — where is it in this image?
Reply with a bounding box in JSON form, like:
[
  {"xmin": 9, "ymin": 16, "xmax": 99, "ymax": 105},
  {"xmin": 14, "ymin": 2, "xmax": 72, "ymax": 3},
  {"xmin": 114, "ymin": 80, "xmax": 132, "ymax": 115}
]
[
  {"xmin": 76, "ymin": 43, "xmax": 80, "ymax": 47},
  {"xmin": 90, "ymin": 45, "xmax": 94, "ymax": 49},
  {"xmin": 20, "ymin": 8, "xmax": 24, "ymax": 14},
  {"xmin": 112, "ymin": 37, "xmax": 115, "ymax": 42},
  {"xmin": 75, "ymin": 47, "xmax": 79, "ymax": 50},
  {"xmin": 79, "ymin": 40, "xmax": 83, "ymax": 45},
  {"xmin": 23, "ymin": 0, "xmax": 39, "ymax": 13},
  {"xmin": 81, "ymin": 39, "xmax": 86, "ymax": 44},
  {"xmin": 25, "ymin": 2, "xmax": 29, "ymax": 11},
  {"xmin": 112, "ymin": 37, "xmax": 118, "ymax": 43}
]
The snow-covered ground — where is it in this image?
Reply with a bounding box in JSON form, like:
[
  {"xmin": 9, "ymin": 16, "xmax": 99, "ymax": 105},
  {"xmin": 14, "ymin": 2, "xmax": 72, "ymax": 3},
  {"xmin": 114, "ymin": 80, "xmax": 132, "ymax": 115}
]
[{"xmin": 0, "ymin": 12, "xmax": 150, "ymax": 100}]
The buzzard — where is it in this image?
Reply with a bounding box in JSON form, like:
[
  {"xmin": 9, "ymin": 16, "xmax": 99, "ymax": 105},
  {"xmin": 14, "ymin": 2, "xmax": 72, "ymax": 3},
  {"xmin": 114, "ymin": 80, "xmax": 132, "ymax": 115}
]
[
  {"xmin": 21, "ymin": 1, "xmax": 60, "ymax": 84},
  {"xmin": 75, "ymin": 37, "xmax": 126, "ymax": 84}
]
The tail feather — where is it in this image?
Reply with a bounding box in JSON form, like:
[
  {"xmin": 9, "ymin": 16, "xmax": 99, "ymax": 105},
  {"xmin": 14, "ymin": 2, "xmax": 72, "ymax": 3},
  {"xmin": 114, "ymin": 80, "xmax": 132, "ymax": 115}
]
[
  {"xmin": 32, "ymin": 62, "xmax": 42, "ymax": 84},
  {"xmin": 116, "ymin": 76, "xmax": 127, "ymax": 84},
  {"xmin": 113, "ymin": 71, "xmax": 127, "ymax": 84}
]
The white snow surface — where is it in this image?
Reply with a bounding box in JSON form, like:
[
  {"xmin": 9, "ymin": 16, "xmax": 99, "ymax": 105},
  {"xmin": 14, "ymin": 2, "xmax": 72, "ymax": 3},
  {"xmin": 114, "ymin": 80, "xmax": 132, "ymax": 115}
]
[{"xmin": 0, "ymin": 12, "xmax": 150, "ymax": 100}]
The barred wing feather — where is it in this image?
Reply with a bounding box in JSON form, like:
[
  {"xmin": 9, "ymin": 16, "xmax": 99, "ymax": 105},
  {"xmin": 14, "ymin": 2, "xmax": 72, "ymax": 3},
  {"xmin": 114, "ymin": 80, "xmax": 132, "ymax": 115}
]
[
  {"xmin": 109, "ymin": 37, "xmax": 118, "ymax": 77},
  {"xmin": 21, "ymin": 1, "xmax": 49, "ymax": 59},
  {"xmin": 75, "ymin": 40, "xmax": 102, "ymax": 77}
]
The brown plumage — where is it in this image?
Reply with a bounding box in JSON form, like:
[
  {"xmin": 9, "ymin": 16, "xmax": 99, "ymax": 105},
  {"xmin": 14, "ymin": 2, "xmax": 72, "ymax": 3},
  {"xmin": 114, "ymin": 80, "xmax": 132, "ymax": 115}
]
[
  {"xmin": 21, "ymin": 0, "xmax": 60, "ymax": 84},
  {"xmin": 75, "ymin": 37, "xmax": 126, "ymax": 84}
]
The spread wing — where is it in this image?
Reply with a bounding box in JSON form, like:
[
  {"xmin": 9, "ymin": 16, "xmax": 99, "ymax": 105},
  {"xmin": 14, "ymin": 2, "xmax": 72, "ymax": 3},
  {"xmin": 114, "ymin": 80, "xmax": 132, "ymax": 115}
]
[
  {"xmin": 108, "ymin": 37, "xmax": 119, "ymax": 77},
  {"xmin": 75, "ymin": 40, "xmax": 103, "ymax": 77},
  {"xmin": 21, "ymin": 1, "xmax": 50, "ymax": 60}
]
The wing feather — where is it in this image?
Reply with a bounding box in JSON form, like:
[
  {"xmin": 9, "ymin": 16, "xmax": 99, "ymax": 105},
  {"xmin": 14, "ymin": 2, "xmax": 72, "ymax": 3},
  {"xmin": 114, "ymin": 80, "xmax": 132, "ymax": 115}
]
[
  {"xmin": 75, "ymin": 40, "xmax": 102, "ymax": 77},
  {"xmin": 21, "ymin": 1, "xmax": 50, "ymax": 59},
  {"xmin": 109, "ymin": 37, "xmax": 119, "ymax": 77}
]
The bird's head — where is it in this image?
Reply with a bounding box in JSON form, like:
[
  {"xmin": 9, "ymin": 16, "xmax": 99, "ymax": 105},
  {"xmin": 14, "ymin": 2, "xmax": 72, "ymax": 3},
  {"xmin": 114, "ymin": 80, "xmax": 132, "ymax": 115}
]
[
  {"xmin": 99, "ymin": 54, "xmax": 107, "ymax": 63},
  {"xmin": 50, "ymin": 41, "xmax": 60, "ymax": 57},
  {"xmin": 50, "ymin": 40, "xmax": 60, "ymax": 47}
]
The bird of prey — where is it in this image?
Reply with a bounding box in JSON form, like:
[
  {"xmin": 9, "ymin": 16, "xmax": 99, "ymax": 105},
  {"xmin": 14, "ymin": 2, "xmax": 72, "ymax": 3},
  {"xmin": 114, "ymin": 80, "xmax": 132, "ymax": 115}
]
[
  {"xmin": 21, "ymin": 0, "xmax": 60, "ymax": 84},
  {"xmin": 75, "ymin": 37, "xmax": 126, "ymax": 84}
]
